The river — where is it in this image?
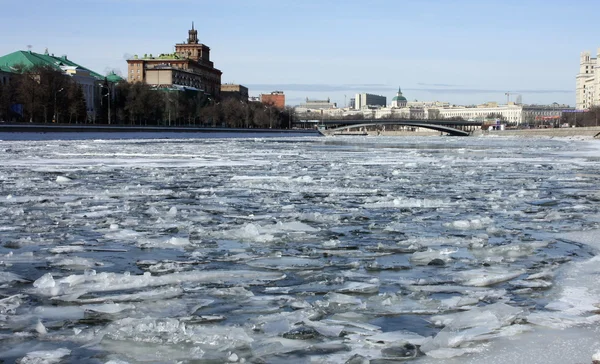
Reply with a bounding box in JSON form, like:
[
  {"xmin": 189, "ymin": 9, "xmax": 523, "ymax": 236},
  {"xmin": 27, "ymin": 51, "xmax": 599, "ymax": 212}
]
[{"xmin": 0, "ymin": 134, "xmax": 599, "ymax": 363}]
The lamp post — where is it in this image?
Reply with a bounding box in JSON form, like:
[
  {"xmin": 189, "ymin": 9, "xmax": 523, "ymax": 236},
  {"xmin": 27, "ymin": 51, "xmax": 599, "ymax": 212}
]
[
  {"xmin": 53, "ymin": 87, "xmax": 64, "ymax": 123},
  {"xmin": 99, "ymin": 84, "xmax": 111, "ymax": 125}
]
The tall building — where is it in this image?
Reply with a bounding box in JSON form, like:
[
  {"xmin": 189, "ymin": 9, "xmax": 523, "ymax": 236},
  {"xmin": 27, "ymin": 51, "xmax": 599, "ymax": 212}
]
[
  {"xmin": 355, "ymin": 93, "xmax": 386, "ymax": 110},
  {"xmin": 260, "ymin": 91, "xmax": 285, "ymax": 109},
  {"xmin": 126, "ymin": 24, "xmax": 222, "ymax": 97},
  {"xmin": 576, "ymin": 49, "xmax": 600, "ymax": 109}
]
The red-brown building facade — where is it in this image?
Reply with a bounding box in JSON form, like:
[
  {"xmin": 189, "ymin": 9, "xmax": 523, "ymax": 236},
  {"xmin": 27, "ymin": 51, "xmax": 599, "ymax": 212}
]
[
  {"xmin": 260, "ymin": 91, "xmax": 285, "ymax": 109},
  {"xmin": 126, "ymin": 24, "xmax": 222, "ymax": 97}
]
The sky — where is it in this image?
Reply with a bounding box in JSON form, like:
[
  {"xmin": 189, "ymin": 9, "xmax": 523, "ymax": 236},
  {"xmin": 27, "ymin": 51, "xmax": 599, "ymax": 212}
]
[{"xmin": 1, "ymin": 0, "xmax": 599, "ymax": 107}]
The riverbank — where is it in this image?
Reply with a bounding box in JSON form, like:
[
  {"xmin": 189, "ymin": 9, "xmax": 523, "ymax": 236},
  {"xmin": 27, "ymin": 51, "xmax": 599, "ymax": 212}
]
[
  {"xmin": 0, "ymin": 123, "xmax": 320, "ymax": 135},
  {"xmin": 474, "ymin": 126, "xmax": 600, "ymax": 139},
  {"xmin": 330, "ymin": 127, "xmax": 600, "ymax": 139}
]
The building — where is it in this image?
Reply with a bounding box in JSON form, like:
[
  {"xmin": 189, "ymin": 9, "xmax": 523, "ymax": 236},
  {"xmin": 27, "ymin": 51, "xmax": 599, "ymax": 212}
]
[
  {"xmin": 295, "ymin": 98, "xmax": 337, "ymax": 113},
  {"xmin": 261, "ymin": 91, "xmax": 285, "ymax": 109},
  {"xmin": 0, "ymin": 49, "xmax": 122, "ymax": 119},
  {"xmin": 0, "ymin": 64, "xmax": 11, "ymax": 86},
  {"xmin": 576, "ymin": 49, "xmax": 600, "ymax": 110},
  {"xmin": 436, "ymin": 103, "xmax": 523, "ymax": 124},
  {"xmin": 355, "ymin": 93, "xmax": 386, "ymax": 110},
  {"xmin": 522, "ymin": 104, "xmax": 573, "ymax": 125},
  {"xmin": 221, "ymin": 84, "xmax": 249, "ymax": 101},
  {"xmin": 126, "ymin": 24, "xmax": 222, "ymax": 97},
  {"xmin": 391, "ymin": 87, "xmax": 407, "ymax": 108}
]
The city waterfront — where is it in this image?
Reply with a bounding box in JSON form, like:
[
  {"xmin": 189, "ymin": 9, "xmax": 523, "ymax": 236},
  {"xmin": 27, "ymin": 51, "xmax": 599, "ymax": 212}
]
[{"xmin": 1, "ymin": 134, "xmax": 599, "ymax": 363}]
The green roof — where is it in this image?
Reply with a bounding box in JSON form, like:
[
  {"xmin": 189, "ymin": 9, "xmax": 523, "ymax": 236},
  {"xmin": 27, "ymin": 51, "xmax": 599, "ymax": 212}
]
[
  {"xmin": 393, "ymin": 95, "xmax": 407, "ymax": 101},
  {"xmin": 106, "ymin": 71, "xmax": 125, "ymax": 83},
  {"xmin": 0, "ymin": 50, "xmax": 116, "ymax": 82}
]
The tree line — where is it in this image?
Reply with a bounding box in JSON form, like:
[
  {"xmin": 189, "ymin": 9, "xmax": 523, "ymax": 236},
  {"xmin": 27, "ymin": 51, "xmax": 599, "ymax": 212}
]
[
  {"xmin": 0, "ymin": 65, "xmax": 87, "ymax": 123},
  {"xmin": 109, "ymin": 82, "xmax": 294, "ymax": 128},
  {"xmin": 0, "ymin": 65, "xmax": 295, "ymax": 128}
]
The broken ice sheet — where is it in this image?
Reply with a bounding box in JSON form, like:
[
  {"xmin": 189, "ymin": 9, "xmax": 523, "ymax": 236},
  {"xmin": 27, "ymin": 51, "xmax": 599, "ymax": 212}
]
[
  {"xmin": 453, "ymin": 266, "xmax": 526, "ymax": 287},
  {"xmin": 30, "ymin": 270, "xmax": 286, "ymax": 299},
  {"xmin": 421, "ymin": 303, "xmax": 526, "ymax": 357}
]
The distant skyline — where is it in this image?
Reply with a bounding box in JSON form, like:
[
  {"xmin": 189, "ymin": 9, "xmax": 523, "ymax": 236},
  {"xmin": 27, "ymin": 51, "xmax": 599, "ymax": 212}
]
[{"xmin": 2, "ymin": 0, "xmax": 599, "ymax": 107}]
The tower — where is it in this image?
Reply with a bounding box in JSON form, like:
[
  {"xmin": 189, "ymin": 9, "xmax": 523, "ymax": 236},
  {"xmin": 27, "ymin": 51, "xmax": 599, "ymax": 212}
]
[
  {"xmin": 188, "ymin": 22, "xmax": 198, "ymax": 44},
  {"xmin": 576, "ymin": 50, "xmax": 597, "ymax": 109},
  {"xmin": 391, "ymin": 86, "xmax": 407, "ymax": 108},
  {"xmin": 175, "ymin": 22, "xmax": 211, "ymax": 64}
]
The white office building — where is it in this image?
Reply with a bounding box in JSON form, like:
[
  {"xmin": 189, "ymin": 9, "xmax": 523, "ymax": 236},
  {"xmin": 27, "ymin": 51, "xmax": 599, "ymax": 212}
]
[
  {"xmin": 436, "ymin": 103, "xmax": 523, "ymax": 124},
  {"xmin": 576, "ymin": 49, "xmax": 600, "ymax": 110}
]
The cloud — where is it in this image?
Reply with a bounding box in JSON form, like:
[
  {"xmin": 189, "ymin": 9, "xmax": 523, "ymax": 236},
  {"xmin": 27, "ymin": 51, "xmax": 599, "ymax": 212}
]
[
  {"xmin": 246, "ymin": 83, "xmax": 572, "ymax": 95},
  {"xmin": 405, "ymin": 88, "xmax": 572, "ymax": 95},
  {"xmin": 417, "ymin": 83, "xmax": 464, "ymax": 87},
  {"xmin": 246, "ymin": 84, "xmax": 393, "ymax": 92}
]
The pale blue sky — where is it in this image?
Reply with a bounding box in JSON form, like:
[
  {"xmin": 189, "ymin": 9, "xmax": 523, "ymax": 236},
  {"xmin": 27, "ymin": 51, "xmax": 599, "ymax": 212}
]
[{"xmin": 2, "ymin": 0, "xmax": 598, "ymax": 107}]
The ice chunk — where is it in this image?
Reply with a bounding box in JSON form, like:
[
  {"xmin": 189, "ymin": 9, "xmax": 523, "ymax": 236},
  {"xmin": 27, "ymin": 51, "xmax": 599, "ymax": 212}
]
[
  {"xmin": 48, "ymin": 246, "xmax": 85, "ymax": 254},
  {"xmin": 35, "ymin": 320, "xmax": 47, "ymax": 334},
  {"xmin": 336, "ymin": 281, "xmax": 380, "ymax": 294},
  {"xmin": 33, "ymin": 273, "xmax": 56, "ymax": 290},
  {"xmin": 454, "ymin": 267, "xmax": 526, "ymax": 287},
  {"xmin": 444, "ymin": 217, "xmax": 493, "ymax": 230},
  {"xmin": 422, "ymin": 303, "xmax": 524, "ymax": 357},
  {"xmin": 410, "ymin": 248, "xmax": 458, "ymax": 266},
  {"xmin": 31, "ymin": 270, "xmax": 285, "ymax": 298},
  {"xmin": 0, "ymin": 294, "xmax": 24, "ymax": 315},
  {"xmin": 18, "ymin": 348, "xmax": 71, "ymax": 363},
  {"xmin": 55, "ymin": 176, "xmax": 72, "ymax": 183},
  {"xmin": 0, "ymin": 271, "xmax": 29, "ymax": 284},
  {"xmin": 246, "ymin": 257, "xmax": 325, "ymax": 270},
  {"xmin": 366, "ymin": 330, "xmax": 429, "ymax": 346}
]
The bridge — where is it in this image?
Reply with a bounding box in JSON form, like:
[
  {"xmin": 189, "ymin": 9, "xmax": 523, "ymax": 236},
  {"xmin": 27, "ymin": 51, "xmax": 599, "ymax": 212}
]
[{"xmin": 305, "ymin": 119, "xmax": 482, "ymax": 137}]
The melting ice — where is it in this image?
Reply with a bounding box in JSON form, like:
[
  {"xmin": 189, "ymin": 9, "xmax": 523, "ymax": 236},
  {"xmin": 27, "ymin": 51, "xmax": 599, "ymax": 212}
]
[{"xmin": 1, "ymin": 134, "xmax": 600, "ymax": 363}]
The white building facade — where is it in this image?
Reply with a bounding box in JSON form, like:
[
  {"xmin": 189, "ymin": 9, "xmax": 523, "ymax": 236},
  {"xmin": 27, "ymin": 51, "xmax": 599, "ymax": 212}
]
[
  {"xmin": 436, "ymin": 104, "xmax": 523, "ymax": 124},
  {"xmin": 576, "ymin": 49, "xmax": 600, "ymax": 110}
]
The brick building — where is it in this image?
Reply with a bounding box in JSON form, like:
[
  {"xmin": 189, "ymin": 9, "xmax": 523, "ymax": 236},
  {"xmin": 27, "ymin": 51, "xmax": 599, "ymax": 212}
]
[
  {"xmin": 126, "ymin": 24, "xmax": 222, "ymax": 97},
  {"xmin": 260, "ymin": 91, "xmax": 285, "ymax": 109}
]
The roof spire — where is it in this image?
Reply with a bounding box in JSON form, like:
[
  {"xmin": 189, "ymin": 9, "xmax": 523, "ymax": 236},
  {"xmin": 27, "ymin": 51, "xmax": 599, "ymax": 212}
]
[{"xmin": 188, "ymin": 22, "xmax": 198, "ymax": 44}]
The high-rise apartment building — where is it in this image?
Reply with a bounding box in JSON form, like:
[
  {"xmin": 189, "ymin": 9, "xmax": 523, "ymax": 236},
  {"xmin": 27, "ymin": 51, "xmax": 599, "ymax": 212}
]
[{"xmin": 576, "ymin": 49, "xmax": 600, "ymax": 110}]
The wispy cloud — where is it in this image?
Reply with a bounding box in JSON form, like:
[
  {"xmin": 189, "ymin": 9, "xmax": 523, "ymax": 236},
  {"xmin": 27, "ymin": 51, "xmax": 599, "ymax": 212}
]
[
  {"xmin": 417, "ymin": 83, "xmax": 463, "ymax": 87},
  {"xmin": 406, "ymin": 88, "xmax": 572, "ymax": 95},
  {"xmin": 247, "ymin": 83, "xmax": 572, "ymax": 95},
  {"xmin": 246, "ymin": 84, "xmax": 393, "ymax": 92}
]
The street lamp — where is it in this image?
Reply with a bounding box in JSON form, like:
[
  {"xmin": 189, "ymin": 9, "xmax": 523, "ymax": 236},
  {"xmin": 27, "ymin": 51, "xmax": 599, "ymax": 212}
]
[
  {"xmin": 99, "ymin": 84, "xmax": 111, "ymax": 125},
  {"xmin": 53, "ymin": 87, "xmax": 64, "ymax": 123}
]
